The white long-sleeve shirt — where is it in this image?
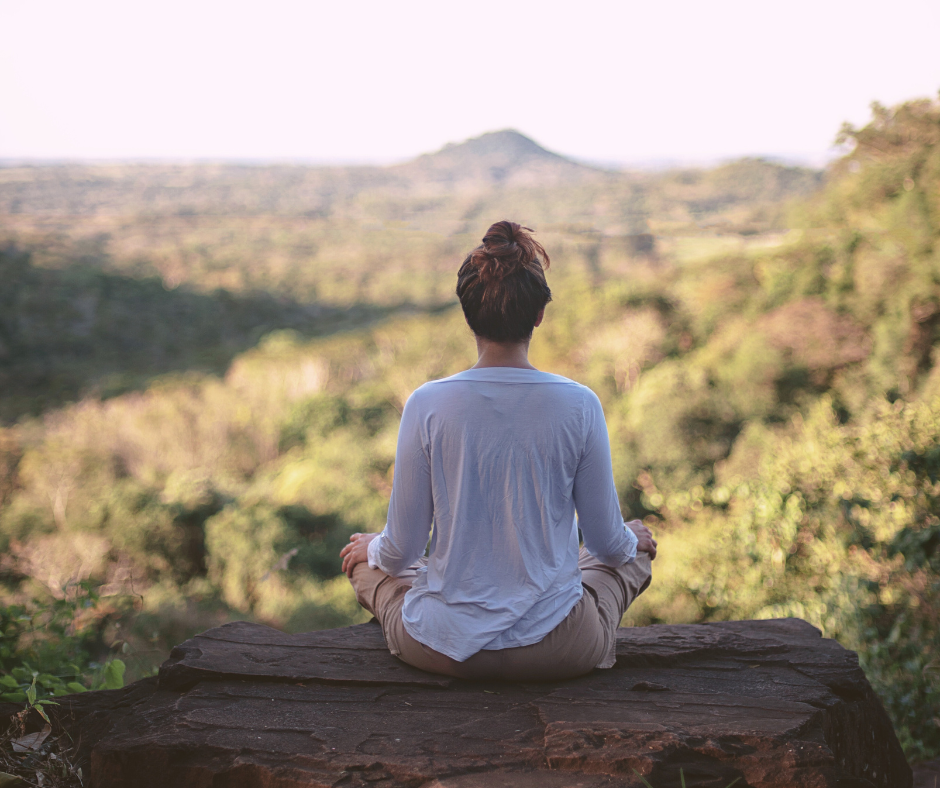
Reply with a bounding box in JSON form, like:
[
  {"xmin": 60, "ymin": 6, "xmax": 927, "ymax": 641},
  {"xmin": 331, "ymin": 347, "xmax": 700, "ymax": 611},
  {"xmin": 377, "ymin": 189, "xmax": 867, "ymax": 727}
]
[{"xmin": 367, "ymin": 367, "xmax": 638, "ymax": 662}]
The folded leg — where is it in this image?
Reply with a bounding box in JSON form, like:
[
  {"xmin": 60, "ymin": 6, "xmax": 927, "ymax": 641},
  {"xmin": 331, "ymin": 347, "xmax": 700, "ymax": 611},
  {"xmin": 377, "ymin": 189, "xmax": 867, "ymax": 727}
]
[
  {"xmin": 578, "ymin": 548, "xmax": 653, "ymax": 668},
  {"xmin": 350, "ymin": 552, "xmax": 652, "ymax": 680},
  {"xmin": 349, "ymin": 559, "xmax": 425, "ymax": 637}
]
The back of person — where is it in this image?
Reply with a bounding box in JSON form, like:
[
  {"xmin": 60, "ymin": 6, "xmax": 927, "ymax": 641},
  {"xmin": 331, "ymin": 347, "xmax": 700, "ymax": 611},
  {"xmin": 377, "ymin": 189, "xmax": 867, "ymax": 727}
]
[
  {"xmin": 400, "ymin": 369, "xmax": 592, "ymax": 660},
  {"xmin": 340, "ymin": 220, "xmax": 657, "ymax": 681}
]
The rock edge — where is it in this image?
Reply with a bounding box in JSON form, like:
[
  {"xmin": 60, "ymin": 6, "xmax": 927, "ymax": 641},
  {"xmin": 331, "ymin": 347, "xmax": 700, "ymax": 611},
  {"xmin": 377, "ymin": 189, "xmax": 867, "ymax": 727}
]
[{"xmin": 10, "ymin": 618, "xmax": 912, "ymax": 788}]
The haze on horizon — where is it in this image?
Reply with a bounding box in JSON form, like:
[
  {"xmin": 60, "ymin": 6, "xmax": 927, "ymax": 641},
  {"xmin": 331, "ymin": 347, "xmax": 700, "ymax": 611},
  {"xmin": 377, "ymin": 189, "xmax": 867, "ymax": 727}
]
[{"xmin": 2, "ymin": 0, "xmax": 939, "ymax": 168}]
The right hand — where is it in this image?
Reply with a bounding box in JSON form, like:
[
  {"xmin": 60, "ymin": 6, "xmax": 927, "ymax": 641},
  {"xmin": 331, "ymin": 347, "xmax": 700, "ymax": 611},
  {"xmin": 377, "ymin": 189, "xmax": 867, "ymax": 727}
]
[
  {"xmin": 340, "ymin": 532, "xmax": 379, "ymax": 578},
  {"xmin": 626, "ymin": 519, "xmax": 657, "ymax": 559}
]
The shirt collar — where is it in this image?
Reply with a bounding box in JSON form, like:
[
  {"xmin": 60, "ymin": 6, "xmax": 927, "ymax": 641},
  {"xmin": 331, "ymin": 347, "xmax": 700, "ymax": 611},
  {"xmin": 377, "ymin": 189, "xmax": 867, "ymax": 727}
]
[{"xmin": 440, "ymin": 367, "xmax": 573, "ymax": 384}]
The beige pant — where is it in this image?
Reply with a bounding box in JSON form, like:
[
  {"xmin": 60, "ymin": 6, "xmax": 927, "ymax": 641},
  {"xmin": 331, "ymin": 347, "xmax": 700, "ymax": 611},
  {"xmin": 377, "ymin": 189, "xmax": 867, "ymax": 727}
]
[{"xmin": 350, "ymin": 548, "xmax": 652, "ymax": 682}]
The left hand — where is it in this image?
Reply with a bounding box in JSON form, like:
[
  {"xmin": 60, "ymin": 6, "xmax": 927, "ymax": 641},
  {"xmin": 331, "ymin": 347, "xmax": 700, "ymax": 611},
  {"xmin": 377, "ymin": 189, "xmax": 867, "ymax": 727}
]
[
  {"xmin": 626, "ymin": 519, "xmax": 657, "ymax": 559},
  {"xmin": 340, "ymin": 532, "xmax": 380, "ymax": 578}
]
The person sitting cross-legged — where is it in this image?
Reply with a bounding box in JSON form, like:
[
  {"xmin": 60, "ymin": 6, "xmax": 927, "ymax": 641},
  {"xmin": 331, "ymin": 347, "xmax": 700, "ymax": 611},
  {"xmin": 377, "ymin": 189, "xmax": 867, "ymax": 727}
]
[{"xmin": 340, "ymin": 220, "xmax": 656, "ymax": 681}]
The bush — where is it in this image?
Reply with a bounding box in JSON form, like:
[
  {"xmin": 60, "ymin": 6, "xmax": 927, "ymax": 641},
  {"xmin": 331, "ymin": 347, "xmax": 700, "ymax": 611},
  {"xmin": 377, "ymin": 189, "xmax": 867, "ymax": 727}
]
[
  {"xmin": 0, "ymin": 585, "xmax": 125, "ymax": 709},
  {"xmin": 650, "ymin": 397, "xmax": 940, "ymax": 759},
  {"xmin": 205, "ymin": 503, "xmax": 356, "ymax": 612}
]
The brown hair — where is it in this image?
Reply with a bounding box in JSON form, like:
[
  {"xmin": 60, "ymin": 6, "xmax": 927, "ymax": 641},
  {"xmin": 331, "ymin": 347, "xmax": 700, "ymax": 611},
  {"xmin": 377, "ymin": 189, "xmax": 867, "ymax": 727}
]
[{"xmin": 456, "ymin": 221, "xmax": 552, "ymax": 343}]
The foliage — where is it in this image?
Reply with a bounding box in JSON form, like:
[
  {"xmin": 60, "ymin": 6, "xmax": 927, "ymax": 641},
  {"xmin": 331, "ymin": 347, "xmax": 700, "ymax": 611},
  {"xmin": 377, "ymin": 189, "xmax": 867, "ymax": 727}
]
[
  {"xmin": 629, "ymin": 395, "xmax": 940, "ymax": 759},
  {"xmin": 1, "ymin": 96, "xmax": 940, "ymax": 757},
  {"xmin": 0, "ymin": 247, "xmax": 402, "ymax": 422},
  {"xmin": 0, "ymin": 585, "xmax": 125, "ymax": 708},
  {"xmin": 749, "ymin": 397, "xmax": 940, "ymax": 761},
  {"xmin": 205, "ymin": 503, "xmax": 356, "ymax": 611}
]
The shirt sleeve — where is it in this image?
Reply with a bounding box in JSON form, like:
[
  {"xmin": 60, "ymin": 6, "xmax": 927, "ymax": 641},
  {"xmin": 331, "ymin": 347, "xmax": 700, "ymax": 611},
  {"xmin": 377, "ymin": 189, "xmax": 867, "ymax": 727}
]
[
  {"xmin": 368, "ymin": 390, "xmax": 434, "ymax": 576},
  {"xmin": 572, "ymin": 389, "xmax": 638, "ymax": 567}
]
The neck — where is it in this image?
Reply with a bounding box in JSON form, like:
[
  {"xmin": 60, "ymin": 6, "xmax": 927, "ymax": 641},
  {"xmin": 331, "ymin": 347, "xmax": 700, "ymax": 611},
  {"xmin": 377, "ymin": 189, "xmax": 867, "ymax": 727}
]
[{"xmin": 472, "ymin": 337, "xmax": 537, "ymax": 370}]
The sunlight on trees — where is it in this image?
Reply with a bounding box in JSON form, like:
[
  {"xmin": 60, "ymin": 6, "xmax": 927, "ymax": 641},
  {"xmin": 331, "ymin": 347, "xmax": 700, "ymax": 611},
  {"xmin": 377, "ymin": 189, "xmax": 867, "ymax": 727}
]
[{"xmin": 1, "ymin": 95, "xmax": 939, "ymax": 756}]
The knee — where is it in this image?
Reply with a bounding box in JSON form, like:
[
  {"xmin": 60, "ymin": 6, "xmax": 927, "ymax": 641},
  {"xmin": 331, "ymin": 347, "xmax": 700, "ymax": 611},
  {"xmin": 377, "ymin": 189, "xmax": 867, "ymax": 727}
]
[
  {"xmin": 631, "ymin": 553, "xmax": 653, "ymax": 597},
  {"xmin": 351, "ymin": 565, "xmax": 411, "ymax": 631},
  {"xmin": 349, "ymin": 562, "xmax": 381, "ymax": 614}
]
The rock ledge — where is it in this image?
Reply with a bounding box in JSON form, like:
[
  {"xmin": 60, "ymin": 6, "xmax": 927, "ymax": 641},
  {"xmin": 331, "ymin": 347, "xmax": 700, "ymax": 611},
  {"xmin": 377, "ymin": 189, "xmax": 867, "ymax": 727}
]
[{"xmin": 40, "ymin": 618, "xmax": 912, "ymax": 787}]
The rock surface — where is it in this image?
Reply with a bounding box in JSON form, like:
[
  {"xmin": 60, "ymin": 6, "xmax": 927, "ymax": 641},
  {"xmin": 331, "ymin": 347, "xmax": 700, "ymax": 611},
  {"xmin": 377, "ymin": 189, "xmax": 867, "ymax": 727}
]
[{"xmin": 38, "ymin": 618, "xmax": 912, "ymax": 787}]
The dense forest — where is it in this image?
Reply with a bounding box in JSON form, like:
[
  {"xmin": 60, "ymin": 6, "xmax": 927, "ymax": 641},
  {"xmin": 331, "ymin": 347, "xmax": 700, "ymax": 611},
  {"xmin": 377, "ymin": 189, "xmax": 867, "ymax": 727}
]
[{"xmin": 1, "ymin": 101, "xmax": 938, "ymax": 759}]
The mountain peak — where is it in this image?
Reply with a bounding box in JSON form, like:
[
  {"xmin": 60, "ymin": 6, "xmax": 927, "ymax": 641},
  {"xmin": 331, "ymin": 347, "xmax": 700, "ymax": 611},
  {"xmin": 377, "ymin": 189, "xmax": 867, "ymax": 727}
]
[
  {"xmin": 435, "ymin": 129, "xmax": 563, "ymax": 162},
  {"xmin": 396, "ymin": 129, "xmax": 603, "ymax": 187}
]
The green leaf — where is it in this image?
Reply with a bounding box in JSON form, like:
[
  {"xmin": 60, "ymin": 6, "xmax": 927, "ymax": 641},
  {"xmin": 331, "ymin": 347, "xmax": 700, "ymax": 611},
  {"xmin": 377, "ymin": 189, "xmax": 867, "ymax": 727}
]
[
  {"xmin": 0, "ymin": 772, "xmax": 25, "ymax": 787},
  {"xmin": 0, "ymin": 675, "xmax": 18, "ymax": 688},
  {"xmin": 33, "ymin": 704, "xmax": 50, "ymax": 724},
  {"xmin": 632, "ymin": 769, "xmax": 655, "ymax": 788},
  {"xmin": 25, "ymin": 679, "xmax": 36, "ymax": 707},
  {"xmin": 0, "ymin": 691, "xmax": 26, "ymax": 703},
  {"xmin": 66, "ymin": 682, "xmax": 87, "ymax": 693},
  {"xmin": 102, "ymin": 659, "xmax": 126, "ymax": 690}
]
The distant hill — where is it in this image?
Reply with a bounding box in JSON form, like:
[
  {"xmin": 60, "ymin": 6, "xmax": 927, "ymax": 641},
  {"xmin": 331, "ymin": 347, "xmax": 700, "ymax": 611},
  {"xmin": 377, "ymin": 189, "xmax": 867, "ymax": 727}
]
[
  {"xmin": 392, "ymin": 129, "xmax": 609, "ymax": 189},
  {"xmin": 0, "ymin": 132, "xmax": 609, "ymax": 216},
  {"xmin": 0, "ymin": 132, "xmax": 822, "ymax": 226}
]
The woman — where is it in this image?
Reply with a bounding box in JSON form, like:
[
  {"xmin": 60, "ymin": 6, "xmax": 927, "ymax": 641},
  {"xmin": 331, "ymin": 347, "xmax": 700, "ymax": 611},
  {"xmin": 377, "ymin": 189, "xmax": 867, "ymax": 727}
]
[{"xmin": 340, "ymin": 221, "xmax": 656, "ymax": 681}]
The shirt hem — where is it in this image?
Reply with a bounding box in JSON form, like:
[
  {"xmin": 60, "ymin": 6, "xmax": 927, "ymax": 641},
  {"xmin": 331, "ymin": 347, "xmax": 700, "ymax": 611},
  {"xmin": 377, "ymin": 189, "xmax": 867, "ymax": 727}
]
[{"xmin": 401, "ymin": 588, "xmax": 583, "ymax": 663}]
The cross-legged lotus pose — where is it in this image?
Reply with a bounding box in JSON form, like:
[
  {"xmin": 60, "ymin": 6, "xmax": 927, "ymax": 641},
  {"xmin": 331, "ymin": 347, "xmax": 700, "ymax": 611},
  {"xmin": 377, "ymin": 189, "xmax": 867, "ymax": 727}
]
[{"xmin": 340, "ymin": 221, "xmax": 656, "ymax": 681}]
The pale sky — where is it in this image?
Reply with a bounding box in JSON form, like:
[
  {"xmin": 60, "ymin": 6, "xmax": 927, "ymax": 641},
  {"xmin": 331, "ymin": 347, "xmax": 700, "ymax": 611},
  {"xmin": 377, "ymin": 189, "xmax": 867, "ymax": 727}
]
[{"xmin": 2, "ymin": 0, "xmax": 938, "ymax": 166}]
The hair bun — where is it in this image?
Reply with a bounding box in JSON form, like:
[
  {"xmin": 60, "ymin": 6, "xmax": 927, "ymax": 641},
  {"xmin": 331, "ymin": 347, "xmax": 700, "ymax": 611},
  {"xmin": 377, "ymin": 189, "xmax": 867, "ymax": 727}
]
[
  {"xmin": 471, "ymin": 221, "xmax": 550, "ymax": 287},
  {"xmin": 456, "ymin": 220, "xmax": 553, "ymax": 343}
]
